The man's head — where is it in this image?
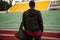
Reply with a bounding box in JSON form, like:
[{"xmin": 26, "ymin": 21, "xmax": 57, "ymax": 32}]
[{"xmin": 29, "ymin": 1, "xmax": 35, "ymax": 8}]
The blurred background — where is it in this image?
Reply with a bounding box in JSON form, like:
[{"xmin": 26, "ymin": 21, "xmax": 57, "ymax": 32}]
[
  {"xmin": 0, "ymin": 0, "xmax": 60, "ymax": 12},
  {"xmin": 0, "ymin": 0, "xmax": 60, "ymax": 40}
]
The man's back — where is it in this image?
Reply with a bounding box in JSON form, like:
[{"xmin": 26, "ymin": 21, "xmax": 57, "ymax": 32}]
[{"xmin": 23, "ymin": 8, "xmax": 43, "ymax": 32}]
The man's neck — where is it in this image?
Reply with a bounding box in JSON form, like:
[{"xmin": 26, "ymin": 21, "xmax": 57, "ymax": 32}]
[{"xmin": 30, "ymin": 7, "xmax": 35, "ymax": 9}]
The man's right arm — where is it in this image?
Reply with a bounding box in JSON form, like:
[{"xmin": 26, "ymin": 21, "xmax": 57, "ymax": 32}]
[{"xmin": 19, "ymin": 12, "xmax": 25, "ymax": 31}]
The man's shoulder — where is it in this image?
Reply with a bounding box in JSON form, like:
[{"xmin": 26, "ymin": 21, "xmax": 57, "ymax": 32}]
[
  {"xmin": 23, "ymin": 10, "xmax": 29, "ymax": 14},
  {"xmin": 23, "ymin": 11, "xmax": 27, "ymax": 14},
  {"xmin": 34, "ymin": 10, "xmax": 41, "ymax": 14},
  {"xmin": 35, "ymin": 10, "xmax": 40, "ymax": 13}
]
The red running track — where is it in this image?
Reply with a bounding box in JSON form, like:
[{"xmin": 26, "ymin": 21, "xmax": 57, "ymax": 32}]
[{"xmin": 0, "ymin": 30, "xmax": 60, "ymax": 40}]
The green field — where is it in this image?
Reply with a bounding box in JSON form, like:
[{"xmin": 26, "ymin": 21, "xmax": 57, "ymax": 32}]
[{"xmin": 0, "ymin": 10, "xmax": 60, "ymax": 32}]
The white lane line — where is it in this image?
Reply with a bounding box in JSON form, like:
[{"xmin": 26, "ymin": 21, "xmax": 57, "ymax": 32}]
[
  {"xmin": 0, "ymin": 29, "xmax": 19, "ymax": 31},
  {"xmin": 0, "ymin": 34, "xmax": 60, "ymax": 40},
  {"xmin": 0, "ymin": 24, "xmax": 60, "ymax": 26},
  {"xmin": 0, "ymin": 34, "xmax": 15, "ymax": 36},
  {"xmin": 0, "ymin": 29, "xmax": 60, "ymax": 33},
  {"xmin": 42, "ymin": 37, "xmax": 60, "ymax": 40}
]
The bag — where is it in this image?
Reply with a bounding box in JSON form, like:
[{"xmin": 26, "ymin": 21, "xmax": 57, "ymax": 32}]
[{"xmin": 15, "ymin": 30, "xmax": 25, "ymax": 40}]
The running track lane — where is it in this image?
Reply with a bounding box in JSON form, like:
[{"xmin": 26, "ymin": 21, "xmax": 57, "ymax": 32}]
[{"xmin": 0, "ymin": 30, "xmax": 60, "ymax": 40}]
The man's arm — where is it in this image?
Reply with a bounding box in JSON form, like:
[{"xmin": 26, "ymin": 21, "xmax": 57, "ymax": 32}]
[
  {"xmin": 19, "ymin": 13, "xmax": 25, "ymax": 31},
  {"xmin": 37, "ymin": 11, "xmax": 43, "ymax": 32},
  {"xmin": 19, "ymin": 22, "xmax": 24, "ymax": 30}
]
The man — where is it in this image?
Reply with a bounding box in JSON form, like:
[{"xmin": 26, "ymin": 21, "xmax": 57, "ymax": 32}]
[{"xmin": 20, "ymin": 1, "xmax": 43, "ymax": 40}]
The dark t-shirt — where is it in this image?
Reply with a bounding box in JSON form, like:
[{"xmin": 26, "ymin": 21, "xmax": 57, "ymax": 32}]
[{"xmin": 20, "ymin": 8, "xmax": 43, "ymax": 35}]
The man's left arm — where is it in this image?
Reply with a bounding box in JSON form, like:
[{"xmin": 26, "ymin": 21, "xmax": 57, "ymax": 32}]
[{"xmin": 37, "ymin": 11, "xmax": 43, "ymax": 32}]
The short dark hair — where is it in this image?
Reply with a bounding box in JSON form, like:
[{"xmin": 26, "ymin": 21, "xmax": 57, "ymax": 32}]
[{"xmin": 29, "ymin": 1, "xmax": 35, "ymax": 7}]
